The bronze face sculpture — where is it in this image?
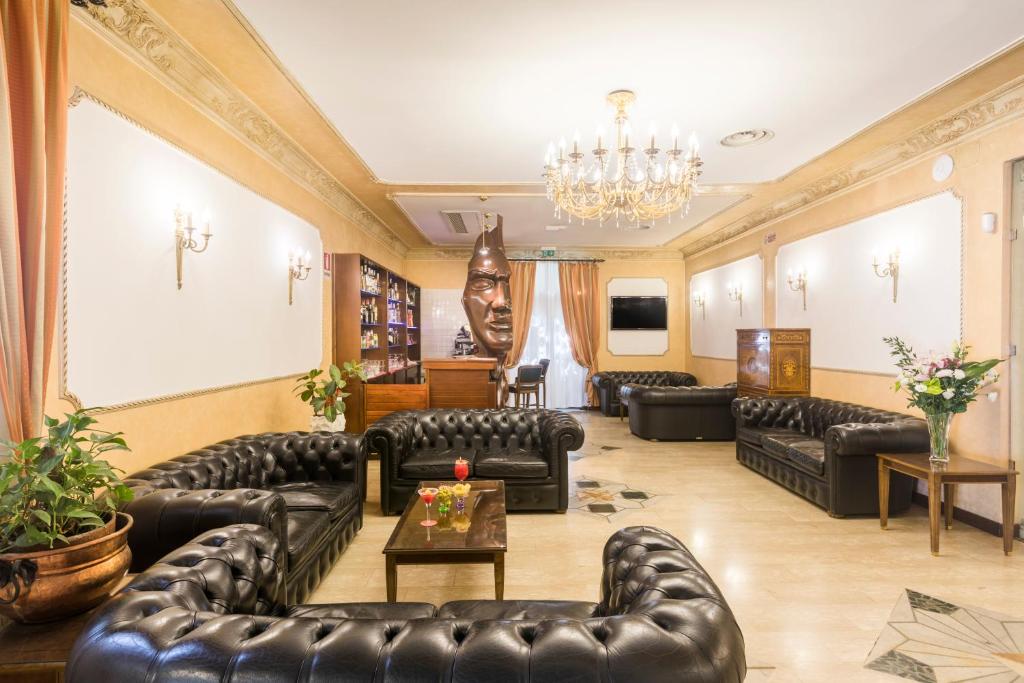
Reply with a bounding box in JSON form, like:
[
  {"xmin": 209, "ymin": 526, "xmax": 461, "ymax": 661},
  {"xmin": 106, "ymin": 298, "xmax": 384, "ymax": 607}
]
[{"xmin": 462, "ymin": 216, "xmax": 513, "ymax": 403}]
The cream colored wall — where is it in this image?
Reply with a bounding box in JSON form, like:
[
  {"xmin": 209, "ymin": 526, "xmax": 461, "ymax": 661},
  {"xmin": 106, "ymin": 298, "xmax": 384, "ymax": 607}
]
[
  {"xmin": 686, "ymin": 116, "xmax": 1024, "ymax": 520},
  {"xmin": 44, "ymin": 21, "xmax": 405, "ymax": 474}
]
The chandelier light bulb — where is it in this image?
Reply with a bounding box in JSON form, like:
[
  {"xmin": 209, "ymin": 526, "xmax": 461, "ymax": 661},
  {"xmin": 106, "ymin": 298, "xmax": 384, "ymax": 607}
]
[
  {"xmin": 688, "ymin": 132, "xmax": 699, "ymax": 154},
  {"xmin": 671, "ymin": 123, "xmax": 680, "ymax": 150}
]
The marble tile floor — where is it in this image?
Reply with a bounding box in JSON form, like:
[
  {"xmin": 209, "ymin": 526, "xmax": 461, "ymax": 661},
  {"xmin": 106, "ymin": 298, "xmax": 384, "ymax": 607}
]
[{"xmin": 309, "ymin": 412, "xmax": 1023, "ymax": 682}]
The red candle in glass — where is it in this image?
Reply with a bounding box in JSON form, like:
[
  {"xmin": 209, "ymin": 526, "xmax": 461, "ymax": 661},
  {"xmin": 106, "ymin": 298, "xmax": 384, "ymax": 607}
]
[{"xmin": 454, "ymin": 458, "xmax": 469, "ymax": 481}]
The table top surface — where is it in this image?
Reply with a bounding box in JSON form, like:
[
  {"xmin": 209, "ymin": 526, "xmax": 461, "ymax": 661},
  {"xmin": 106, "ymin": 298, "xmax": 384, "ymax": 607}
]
[
  {"xmin": 878, "ymin": 452, "xmax": 1018, "ymax": 477},
  {"xmin": 0, "ymin": 607, "xmax": 95, "ymax": 668},
  {"xmin": 384, "ymin": 480, "xmax": 506, "ymax": 555}
]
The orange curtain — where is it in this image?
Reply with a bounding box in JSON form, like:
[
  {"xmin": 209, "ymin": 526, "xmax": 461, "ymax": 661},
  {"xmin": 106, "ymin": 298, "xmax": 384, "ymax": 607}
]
[
  {"xmin": 558, "ymin": 262, "xmax": 599, "ymax": 406},
  {"xmin": 505, "ymin": 260, "xmax": 535, "ymax": 368},
  {"xmin": 0, "ymin": 1, "xmax": 68, "ymax": 442}
]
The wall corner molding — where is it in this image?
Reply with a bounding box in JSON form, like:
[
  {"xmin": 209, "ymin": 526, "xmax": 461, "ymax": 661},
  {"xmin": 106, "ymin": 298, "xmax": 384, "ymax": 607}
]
[{"xmin": 71, "ymin": 0, "xmax": 408, "ymax": 257}]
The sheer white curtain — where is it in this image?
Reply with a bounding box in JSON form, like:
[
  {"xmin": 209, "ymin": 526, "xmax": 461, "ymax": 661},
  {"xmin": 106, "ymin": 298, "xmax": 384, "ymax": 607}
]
[{"xmin": 509, "ymin": 262, "xmax": 587, "ymax": 408}]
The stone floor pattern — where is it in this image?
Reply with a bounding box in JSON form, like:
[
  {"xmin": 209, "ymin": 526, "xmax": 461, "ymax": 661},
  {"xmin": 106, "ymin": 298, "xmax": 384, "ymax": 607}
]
[
  {"xmin": 309, "ymin": 412, "xmax": 1023, "ymax": 682},
  {"xmin": 865, "ymin": 589, "xmax": 1024, "ymax": 681}
]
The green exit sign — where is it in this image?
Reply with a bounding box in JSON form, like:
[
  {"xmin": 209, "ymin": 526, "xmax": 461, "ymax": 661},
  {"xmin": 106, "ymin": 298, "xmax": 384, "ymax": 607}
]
[{"xmin": 540, "ymin": 248, "xmax": 556, "ymax": 258}]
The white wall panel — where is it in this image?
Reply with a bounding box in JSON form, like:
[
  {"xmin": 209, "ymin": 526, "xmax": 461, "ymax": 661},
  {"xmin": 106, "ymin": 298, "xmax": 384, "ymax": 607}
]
[
  {"xmin": 64, "ymin": 99, "xmax": 322, "ymax": 408},
  {"xmin": 775, "ymin": 192, "xmax": 962, "ymax": 374},
  {"xmin": 689, "ymin": 254, "xmax": 764, "ymax": 359}
]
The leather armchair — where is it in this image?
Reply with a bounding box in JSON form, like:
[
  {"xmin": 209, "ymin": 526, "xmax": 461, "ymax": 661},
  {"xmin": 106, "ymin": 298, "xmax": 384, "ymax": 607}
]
[
  {"xmin": 122, "ymin": 431, "xmax": 365, "ymax": 603},
  {"xmin": 67, "ymin": 524, "xmax": 746, "ymax": 683},
  {"xmin": 366, "ymin": 409, "xmax": 584, "ymax": 514},
  {"xmin": 622, "ymin": 383, "xmax": 737, "ymax": 441},
  {"xmin": 591, "ymin": 371, "xmax": 697, "ymax": 416},
  {"xmin": 732, "ymin": 396, "xmax": 928, "ymax": 516}
]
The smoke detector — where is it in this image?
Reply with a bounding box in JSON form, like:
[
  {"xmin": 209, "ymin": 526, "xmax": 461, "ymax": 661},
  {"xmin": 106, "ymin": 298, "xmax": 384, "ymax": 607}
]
[{"xmin": 720, "ymin": 129, "xmax": 775, "ymax": 147}]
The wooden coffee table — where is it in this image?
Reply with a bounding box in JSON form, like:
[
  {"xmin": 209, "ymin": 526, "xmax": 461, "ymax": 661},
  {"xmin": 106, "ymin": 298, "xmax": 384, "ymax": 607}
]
[
  {"xmin": 383, "ymin": 480, "xmax": 507, "ymax": 602},
  {"xmin": 878, "ymin": 452, "xmax": 1018, "ymax": 556}
]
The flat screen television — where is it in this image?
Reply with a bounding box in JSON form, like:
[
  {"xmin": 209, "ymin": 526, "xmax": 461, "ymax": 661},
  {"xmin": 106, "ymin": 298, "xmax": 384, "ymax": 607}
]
[{"xmin": 610, "ymin": 296, "xmax": 667, "ymax": 330}]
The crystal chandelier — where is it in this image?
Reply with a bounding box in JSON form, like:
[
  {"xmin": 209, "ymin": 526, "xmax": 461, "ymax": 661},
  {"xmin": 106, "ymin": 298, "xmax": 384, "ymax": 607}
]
[{"xmin": 543, "ymin": 90, "xmax": 703, "ymax": 226}]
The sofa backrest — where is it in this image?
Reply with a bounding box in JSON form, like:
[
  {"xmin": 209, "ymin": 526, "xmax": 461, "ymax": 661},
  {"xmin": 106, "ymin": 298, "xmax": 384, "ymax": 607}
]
[
  {"xmin": 599, "ymin": 371, "xmax": 696, "ymax": 388},
  {"xmin": 734, "ymin": 397, "xmax": 918, "ymax": 438},
  {"xmin": 402, "ymin": 409, "xmax": 545, "ymax": 455}
]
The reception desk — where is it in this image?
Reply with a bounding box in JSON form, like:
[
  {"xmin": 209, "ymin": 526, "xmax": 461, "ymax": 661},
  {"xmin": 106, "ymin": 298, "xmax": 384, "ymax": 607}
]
[{"xmin": 423, "ymin": 357, "xmax": 497, "ymax": 409}]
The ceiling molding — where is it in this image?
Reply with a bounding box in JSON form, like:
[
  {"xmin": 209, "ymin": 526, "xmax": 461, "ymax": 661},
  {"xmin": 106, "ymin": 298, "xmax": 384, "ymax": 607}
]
[
  {"xmin": 405, "ymin": 246, "xmax": 685, "ymax": 261},
  {"xmin": 682, "ymin": 75, "xmax": 1024, "ymax": 257},
  {"xmin": 72, "ymin": 0, "xmax": 409, "ymax": 257}
]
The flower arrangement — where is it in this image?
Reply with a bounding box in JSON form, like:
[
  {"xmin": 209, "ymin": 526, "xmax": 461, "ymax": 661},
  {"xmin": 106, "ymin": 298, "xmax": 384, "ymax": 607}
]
[{"xmin": 885, "ymin": 336, "xmax": 1000, "ymax": 462}]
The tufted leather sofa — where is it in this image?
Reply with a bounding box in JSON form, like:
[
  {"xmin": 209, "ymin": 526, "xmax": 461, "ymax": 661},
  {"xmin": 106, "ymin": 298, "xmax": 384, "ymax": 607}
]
[
  {"xmin": 367, "ymin": 409, "xmax": 584, "ymax": 515},
  {"xmin": 67, "ymin": 524, "xmax": 746, "ymax": 682},
  {"xmin": 122, "ymin": 431, "xmax": 365, "ymax": 603},
  {"xmin": 732, "ymin": 397, "xmax": 929, "ymax": 516},
  {"xmin": 622, "ymin": 383, "xmax": 737, "ymax": 441},
  {"xmin": 591, "ymin": 371, "xmax": 698, "ymax": 416}
]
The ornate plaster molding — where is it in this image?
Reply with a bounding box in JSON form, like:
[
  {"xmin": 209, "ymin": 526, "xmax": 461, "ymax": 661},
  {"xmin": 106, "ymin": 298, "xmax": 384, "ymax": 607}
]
[
  {"xmin": 73, "ymin": 0, "xmax": 408, "ymax": 256},
  {"xmin": 405, "ymin": 245, "xmax": 685, "ymax": 261},
  {"xmin": 682, "ymin": 76, "xmax": 1024, "ymax": 257}
]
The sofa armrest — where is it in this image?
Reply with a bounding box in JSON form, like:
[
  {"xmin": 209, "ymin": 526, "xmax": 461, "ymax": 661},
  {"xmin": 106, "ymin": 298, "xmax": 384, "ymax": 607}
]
[
  {"xmin": 537, "ymin": 410, "xmax": 585, "ymax": 456},
  {"xmin": 731, "ymin": 397, "xmax": 799, "ymax": 429},
  {"xmin": 123, "ymin": 488, "xmax": 287, "ymax": 572},
  {"xmin": 826, "ymin": 420, "xmax": 930, "ymax": 457},
  {"xmin": 591, "ymin": 372, "xmax": 615, "ymax": 390},
  {"xmin": 669, "ymin": 372, "xmax": 698, "ymax": 387}
]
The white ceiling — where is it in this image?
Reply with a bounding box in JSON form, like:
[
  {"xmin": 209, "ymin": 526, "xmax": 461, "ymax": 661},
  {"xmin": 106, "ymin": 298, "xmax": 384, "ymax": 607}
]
[
  {"xmin": 393, "ymin": 194, "xmax": 745, "ymax": 247},
  {"xmin": 237, "ymin": 1, "xmax": 1024, "ymax": 245}
]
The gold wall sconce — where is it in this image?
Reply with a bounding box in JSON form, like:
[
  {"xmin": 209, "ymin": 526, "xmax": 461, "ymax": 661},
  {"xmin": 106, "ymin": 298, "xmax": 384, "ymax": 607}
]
[
  {"xmin": 786, "ymin": 268, "xmax": 808, "ymax": 310},
  {"xmin": 692, "ymin": 290, "xmax": 707, "ymax": 320},
  {"xmin": 727, "ymin": 282, "xmax": 743, "ymax": 317},
  {"xmin": 872, "ymin": 249, "xmax": 900, "ymax": 303},
  {"xmin": 174, "ymin": 206, "xmax": 212, "ymax": 290},
  {"xmin": 288, "ymin": 251, "xmax": 312, "ymax": 305}
]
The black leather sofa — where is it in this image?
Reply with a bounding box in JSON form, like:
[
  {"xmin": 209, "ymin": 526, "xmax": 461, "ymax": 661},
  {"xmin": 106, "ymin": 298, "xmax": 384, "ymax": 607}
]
[
  {"xmin": 67, "ymin": 524, "xmax": 746, "ymax": 683},
  {"xmin": 122, "ymin": 431, "xmax": 364, "ymax": 603},
  {"xmin": 591, "ymin": 371, "xmax": 697, "ymax": 416},
  {"xmin": 622, "ymin": 383, "xmax": 737, "ymax": 441},
  {"xmin": 732, "ymin": 397, "xmax": 929, "ymax": 516},
  {"xmin": 366, "ymin": 409, "xmax": 584, "ymax": 515}
]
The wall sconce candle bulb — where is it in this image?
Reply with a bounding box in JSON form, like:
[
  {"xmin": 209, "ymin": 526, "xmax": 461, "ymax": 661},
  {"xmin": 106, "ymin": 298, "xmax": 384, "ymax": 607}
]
[
  {"xmin": 288, "ymin": 250, "xmax": 312, "ymax": 305},
  {"xmin": 786, "ymin": 268, "xmax": 808, "ymax": 311},
  {"xmin": 692, "ymin": 290, "xmax": 707, "ymax": 321},
  {"xmin": 727, "ymin": 282, "xmax": 743, "ymax": 317},
  {"xmin": 174, "ymin": 205, "xmax": 212, "ymax": 289},
  {"xmin": 871, "ymin": 249, "xmax": 900, "ymax": 303}
]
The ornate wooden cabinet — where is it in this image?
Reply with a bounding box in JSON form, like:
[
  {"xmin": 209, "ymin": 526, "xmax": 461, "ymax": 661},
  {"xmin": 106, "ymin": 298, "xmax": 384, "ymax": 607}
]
[{"xmin": 736, "ymin": 328, "xmax": 811, "ymax": 398}]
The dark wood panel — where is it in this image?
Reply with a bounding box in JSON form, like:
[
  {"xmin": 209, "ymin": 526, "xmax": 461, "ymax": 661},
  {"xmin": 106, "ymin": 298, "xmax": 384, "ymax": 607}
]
[{"xmin": 736, "ymin": 328, "xmax": 810, "ymax": 398}]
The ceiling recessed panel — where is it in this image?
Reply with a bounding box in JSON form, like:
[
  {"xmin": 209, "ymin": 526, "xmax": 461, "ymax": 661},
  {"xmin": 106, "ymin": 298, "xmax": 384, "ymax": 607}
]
[
  {"xmin": 393, "ymin": 194, "xmax": 745, "ymax": 247},
  {"xmin": 238, "ymin": 1, "xmax": 1024, "ymax": 186}
]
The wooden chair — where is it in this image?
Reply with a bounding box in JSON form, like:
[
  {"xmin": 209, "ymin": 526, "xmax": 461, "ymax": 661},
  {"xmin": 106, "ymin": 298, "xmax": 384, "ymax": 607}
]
[
  {"xmin": 509, "ymin": 364, "xmax": 544, "ymax": 409},
  {"xmin": 537, "ymin": 358, "xmax": 550, "ymax": 407}
]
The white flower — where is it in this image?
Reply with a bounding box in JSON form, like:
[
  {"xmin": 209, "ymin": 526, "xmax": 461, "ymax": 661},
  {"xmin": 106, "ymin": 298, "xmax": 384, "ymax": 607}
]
[
  {"xmin": 953, "ymin": 369, "xmax": 966, "ymax": 380},
  {"xmin": 942, "ymin": 389, "xmax": 955, "ymax": 399},
  {"xmin": 914, "ymin": 383, "xmax": 927, "ymax": 393},
  {"xmin": 935, "ymin": 369, "xmax": 953, "ymax": 378}
]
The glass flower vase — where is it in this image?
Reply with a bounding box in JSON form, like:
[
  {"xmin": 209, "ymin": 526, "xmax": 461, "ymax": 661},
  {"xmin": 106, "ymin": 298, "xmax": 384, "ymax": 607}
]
[{"xmin": 925, "ymin": 412, "xmax": 953, "ymax": 464}]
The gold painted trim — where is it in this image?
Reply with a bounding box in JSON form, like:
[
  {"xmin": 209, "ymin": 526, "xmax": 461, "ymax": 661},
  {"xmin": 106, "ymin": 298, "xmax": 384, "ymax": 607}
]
[
  {"xmin": 72, "ymin": 0, "xmax": 408, "ymax": 257},
  {"xmin": 405, "ymin": 246, "xmax": 687, "ymax": 261},
  {"xmin": 683, "ymin": 76, "xmax": 1024, "ymax": 257},
  {"xmin": 604, "ymin": 278, "xmax": 671, "ymax": 358},
  {"xmin": 59, "ymin": 88, "xmax": 314, "ymax": 414}
]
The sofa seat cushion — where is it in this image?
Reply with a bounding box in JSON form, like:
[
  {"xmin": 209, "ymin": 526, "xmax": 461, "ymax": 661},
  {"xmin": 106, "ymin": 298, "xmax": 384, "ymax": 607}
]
[
  {"xmin": 270, "ymin": 481, "xmax": 359, "ymax": 521},
  {"xmin": 398, "ymin": 450, "xmax": 471, "ymax": 480},
  {"xmin": 285, "ymin": 510, "xmax": 331, "ymax": 570},
  {"xmin": 436, "ymin": 600, "xmax": 599, "ymax": 620},
  {"xmin": 737, "ymin": 426, "xmax": 792, "ymax": 446},
  {"xmin": 786, "ymin": 440, "xmax": 826, "ymax": 476},
  {"xmin": 286, "ymin": 602, "xmax": 436, "ymax": 620},
  {"xmin": 474, "ymin": 450, "xmax": 548, "ymax": 479},
  {"xmin": 760, "ymin": 433, "xmax": 811, "ymax": 458}
]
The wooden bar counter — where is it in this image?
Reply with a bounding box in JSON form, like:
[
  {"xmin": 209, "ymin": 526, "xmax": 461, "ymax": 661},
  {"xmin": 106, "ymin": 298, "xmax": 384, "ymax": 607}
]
[{"xmin": 423, "ymin": 357, "xmax": 497, "ymax": 409}]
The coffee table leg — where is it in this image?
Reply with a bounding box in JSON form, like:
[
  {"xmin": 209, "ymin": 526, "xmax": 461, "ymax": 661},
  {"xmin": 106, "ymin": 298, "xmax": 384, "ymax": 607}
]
[
  {"xmin": 878, "ymin": 459, "xmax": 889, "ymax": 530},
  {"xmin": 386, "ymin": 555, "xmax": 397, "ymax": 602},
  {"xmin": 928, "ymin": 474, "xmax": 941, "ymax": 556},
  {"xmin": 944, "ymin": 484, "xmax": 955, "ymax": 530},
  {"xmin": 1003, "ymin": 476, "xmax": 1016, "ymax": 555},
  {"xmin": 493, "ymin": 553, "xmax": 504, "ymax": 600}
]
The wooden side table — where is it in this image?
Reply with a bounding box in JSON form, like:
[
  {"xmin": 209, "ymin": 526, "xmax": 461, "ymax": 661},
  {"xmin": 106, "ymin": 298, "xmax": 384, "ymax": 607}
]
[
  {"xmin": 0, "ymin": 608, "xmax": 97, "ymax": 682},
  {"xmin": 877, "ymin": 452, "xmax": 1018, "ymax": 556}
]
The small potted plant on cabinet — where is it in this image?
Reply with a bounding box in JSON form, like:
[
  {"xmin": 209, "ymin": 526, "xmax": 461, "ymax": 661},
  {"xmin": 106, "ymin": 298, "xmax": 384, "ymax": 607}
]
[
  {"xmin": 0, "ymin": 410, "xmax": 134, "ymax": 623},
  {"xmin": 294, "ymin": 361, "xmax": 367, "ymax": 432}
]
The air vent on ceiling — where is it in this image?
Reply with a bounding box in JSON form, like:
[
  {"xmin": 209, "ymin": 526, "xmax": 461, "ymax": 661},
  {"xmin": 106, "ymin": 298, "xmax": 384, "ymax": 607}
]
[
  {"xmin": 441, "ymin": 210, "xmax": 482, "ymax": 235},
  {"xmin": 720, "ymin": 129, "xmax": 775, "ymax": 147}
]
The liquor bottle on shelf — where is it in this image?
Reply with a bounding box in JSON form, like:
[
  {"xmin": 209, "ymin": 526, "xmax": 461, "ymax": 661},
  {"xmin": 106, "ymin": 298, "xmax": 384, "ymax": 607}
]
[
  {"xmin": 406, "ymin": 309, "xmax": 414, "ymax": 327},
  {"xmin": 408, "ymin": 288, "xmax": 417, "ymax": 307}
]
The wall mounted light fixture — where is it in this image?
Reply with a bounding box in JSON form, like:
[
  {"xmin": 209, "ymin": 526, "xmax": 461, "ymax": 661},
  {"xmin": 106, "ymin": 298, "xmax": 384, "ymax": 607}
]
[
  {"xmin": 727, "ymin": 282, "xmax": 743, "ymax": 317},
  {"xmin": 871, "ymin": 249, "xmax": 900, "ymax": 303},
  {"xmin": 288, "ymin": 250, "xmax": 312, "ymax": 305},
  {"xmin": 786, "ymin": 268, "xmax": 807, "ymax": 311},
  {"xmin": 175, "ymin": 206, "xmax": 212, "ymax": 290},
  {"xmin": 692, "ymin": 290, "xmax": 707, "ymax": 320}
]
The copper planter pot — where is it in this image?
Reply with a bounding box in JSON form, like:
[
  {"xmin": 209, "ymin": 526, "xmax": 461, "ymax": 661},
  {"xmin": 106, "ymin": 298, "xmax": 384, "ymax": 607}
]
[{"xmin": 0, "ymin": 512, "xmax": 133, "ymax": 624}]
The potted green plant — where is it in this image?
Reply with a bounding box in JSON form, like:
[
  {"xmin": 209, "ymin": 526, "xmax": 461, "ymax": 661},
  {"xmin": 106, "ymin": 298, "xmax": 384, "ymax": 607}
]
[
  {"xmin": 886, "ymin": 337, "xmax": 1001, "ymax": 463},
  {"xmin": 0, "ymin": 410, "xmax": 135, "ymax": 623},
  {"xmin": 294, "ymin": 361, "xmax": 367, "ymax": 432}
]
